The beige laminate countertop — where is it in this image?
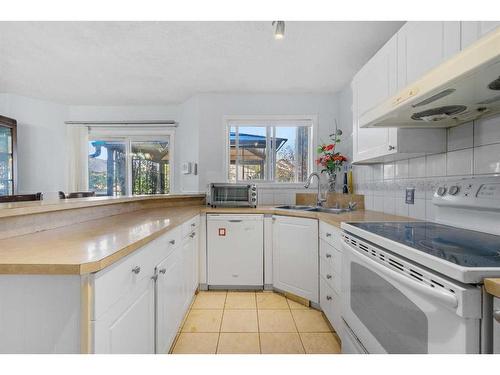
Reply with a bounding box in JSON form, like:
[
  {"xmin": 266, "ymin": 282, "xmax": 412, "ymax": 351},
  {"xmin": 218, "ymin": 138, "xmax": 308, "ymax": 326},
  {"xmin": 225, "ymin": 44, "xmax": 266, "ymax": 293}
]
[
  {"xmin": 0, "ymin": 193, "xmax": 206, "ymax": 219},
  {"xmin": 0, "ymin": 205, "xmax": 412, "ymax": 275},
  {"xmin": 203, "ymin": 206, "xmax": 411, "ymax": 228},
  {"xmin": 0, "ymin": 206, "xmax": 201, "ymax": 275},
  {"xmin": 484, "ymin": 279, "xmax": 500, "ymax": 298}
]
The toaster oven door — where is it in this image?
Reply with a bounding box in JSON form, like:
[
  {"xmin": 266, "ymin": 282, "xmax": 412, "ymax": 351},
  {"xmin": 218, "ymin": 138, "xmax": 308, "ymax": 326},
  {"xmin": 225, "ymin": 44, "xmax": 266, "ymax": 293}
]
[{"xmin": 211, "ymin": 185, "xmax": 252, "ymax": 206}]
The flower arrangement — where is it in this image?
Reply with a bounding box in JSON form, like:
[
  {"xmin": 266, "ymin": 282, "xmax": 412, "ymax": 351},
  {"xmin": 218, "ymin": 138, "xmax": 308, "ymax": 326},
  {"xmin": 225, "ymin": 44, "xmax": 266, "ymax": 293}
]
[
  {"xmin": 315, "ymin": 129, "xmax": 348, "ymax": 191},
  {"xmin": 316, "ymin": 139, "xmax": 348, "ymax": 175}
]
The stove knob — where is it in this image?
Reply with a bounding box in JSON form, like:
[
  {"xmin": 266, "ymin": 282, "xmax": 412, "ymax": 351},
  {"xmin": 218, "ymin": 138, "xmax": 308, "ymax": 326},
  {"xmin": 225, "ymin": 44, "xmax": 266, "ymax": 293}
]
[
  {"xmin": 437, "ymin": 186, "xmax": 447, "ymax": 196},
  {"xmin": 448, "ymin": 185, "xmax": 460, "ymax": 195}
]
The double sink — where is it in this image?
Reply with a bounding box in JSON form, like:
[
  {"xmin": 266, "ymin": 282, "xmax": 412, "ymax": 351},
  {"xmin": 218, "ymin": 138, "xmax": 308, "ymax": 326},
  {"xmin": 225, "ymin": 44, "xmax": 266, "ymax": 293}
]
[{"xmin": 275, "ymin": 205, "xmax": 351, "ymax": 214}]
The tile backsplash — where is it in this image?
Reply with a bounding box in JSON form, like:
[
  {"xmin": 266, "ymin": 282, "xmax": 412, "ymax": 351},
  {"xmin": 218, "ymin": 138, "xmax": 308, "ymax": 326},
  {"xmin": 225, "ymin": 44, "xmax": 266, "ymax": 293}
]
[{"xmin": 353, "ymin": 115, "xmax": 500, "ymax": 222}]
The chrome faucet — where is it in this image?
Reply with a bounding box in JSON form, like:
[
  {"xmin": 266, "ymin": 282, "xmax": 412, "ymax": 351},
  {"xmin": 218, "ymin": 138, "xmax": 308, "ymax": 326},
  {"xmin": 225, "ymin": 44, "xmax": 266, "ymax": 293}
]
[{"xmin": 304, "ymin": 172, "xmax": 326, "ymax": 207}]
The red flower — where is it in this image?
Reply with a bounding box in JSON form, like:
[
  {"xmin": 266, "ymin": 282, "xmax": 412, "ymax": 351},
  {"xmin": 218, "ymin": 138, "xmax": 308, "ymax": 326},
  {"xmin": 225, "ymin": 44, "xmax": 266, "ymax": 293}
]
[{"xmin": 325, "ymin": 144, "xmax": 334, "ymax": 151}]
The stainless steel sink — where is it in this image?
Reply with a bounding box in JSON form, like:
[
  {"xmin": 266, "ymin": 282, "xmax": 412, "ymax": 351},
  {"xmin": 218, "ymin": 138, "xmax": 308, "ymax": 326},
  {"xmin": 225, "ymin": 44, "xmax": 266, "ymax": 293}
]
[
  {"xmin": 275, "ymin": 205, "xmax": 350, "ymax": 214},
  {"xmin": 275, "ymin": 205, "xmax": 317, "ymax": 211},
  {"xmin": 307, "ymin": 207, "xmax": 349, "ymax": 214}
]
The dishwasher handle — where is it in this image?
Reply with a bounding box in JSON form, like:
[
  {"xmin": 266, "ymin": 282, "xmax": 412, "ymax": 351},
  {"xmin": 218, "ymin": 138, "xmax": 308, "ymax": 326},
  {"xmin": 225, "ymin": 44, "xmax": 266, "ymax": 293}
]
[{"xmin": 228, "ymin": 219, "xmax": 242, "ymax": 223}]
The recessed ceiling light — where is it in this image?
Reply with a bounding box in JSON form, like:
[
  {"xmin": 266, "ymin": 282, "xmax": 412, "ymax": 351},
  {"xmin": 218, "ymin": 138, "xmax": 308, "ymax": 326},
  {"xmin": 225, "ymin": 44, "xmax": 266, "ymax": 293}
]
[{"xmin": 272, "ymin": 21, "xmax": 285, "ymax": 40}]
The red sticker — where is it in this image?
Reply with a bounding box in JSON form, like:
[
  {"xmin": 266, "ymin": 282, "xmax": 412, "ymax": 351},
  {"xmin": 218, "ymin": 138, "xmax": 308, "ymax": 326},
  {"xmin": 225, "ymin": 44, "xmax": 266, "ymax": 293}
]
[{"xmin": 218, "ymin": 228, "xmax": 226, "ymax": 236}]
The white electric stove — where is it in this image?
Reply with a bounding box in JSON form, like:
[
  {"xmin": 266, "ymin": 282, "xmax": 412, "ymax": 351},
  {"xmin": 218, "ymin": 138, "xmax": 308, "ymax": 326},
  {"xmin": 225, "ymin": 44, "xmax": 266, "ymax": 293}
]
[{"xmin": 340, "ymin": 176, "xmax": 500, "ymax": 354}]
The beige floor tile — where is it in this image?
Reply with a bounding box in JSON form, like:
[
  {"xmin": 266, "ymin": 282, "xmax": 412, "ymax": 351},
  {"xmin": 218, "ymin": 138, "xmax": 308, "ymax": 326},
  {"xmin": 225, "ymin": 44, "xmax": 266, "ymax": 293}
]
[
  {"xmin": 172, "ymin": 333, "xmax": 219, "ymax": 354},
  {"xmin": 217, "ymin": 333, "xmax": 260, "ymax": 354},
  {"xmin": 291, "ymin": 309, "xmax": 332, "ymax": 332},
  {"xmin": 258, "ymin": 309, "xmax": 297, "ymax": 333},
  {"xmin": 260, "ymin": 333, "xmax": 305, "ymax": 354},
  {"xmin": 181, "ymin": 309, "xmax": 223, "ymax": 333},
  {"xmin": 256, "ymin": 292, "xmax": 289, "ymax": 309},
  {"xmin": 191, "ymin": 292, "xmax": 227, "ymax": 309},
  {"xmin": 220, "ymin": 309, "xmax": 258, "ymax": 332},
  {"xmin": 287, "ymin": 298, "xmax": 309, "ymax": 310},
  {"xmin": 225, "ymin": 292, "xmax": 256, "ymax": 309},
  {"xmin": 300, "ymin": 332, "xmax": 341, "ymax": 354}
]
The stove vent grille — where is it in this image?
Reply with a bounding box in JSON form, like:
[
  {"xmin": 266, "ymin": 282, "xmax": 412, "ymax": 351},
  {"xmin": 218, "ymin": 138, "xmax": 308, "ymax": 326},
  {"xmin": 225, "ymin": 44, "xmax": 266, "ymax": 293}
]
[{"xmin": 342, "ymin": 233, "xmax": 456, "ymax": 294}]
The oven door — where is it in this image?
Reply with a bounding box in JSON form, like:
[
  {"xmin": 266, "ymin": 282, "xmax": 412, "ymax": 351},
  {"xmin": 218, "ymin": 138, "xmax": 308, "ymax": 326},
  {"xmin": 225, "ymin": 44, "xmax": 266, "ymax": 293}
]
[
  {"xmin": 211, "ymin": 184, "xmax": 252, "ymax": 206},
  {"xmin": 341, "ymin": 236, "xmax": 481, "ymax": 354}
]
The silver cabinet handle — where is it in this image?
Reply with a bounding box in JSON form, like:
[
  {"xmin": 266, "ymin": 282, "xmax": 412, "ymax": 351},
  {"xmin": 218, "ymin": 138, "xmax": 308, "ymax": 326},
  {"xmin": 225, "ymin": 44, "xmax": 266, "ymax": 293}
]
[
  {"xmin": 169, "ymin": 239, "xmax": 176, "ymax": 245},
  {"xmin": 159, "ymin": 268, "xmax": 167, "ymax": 274},
  {"xmin": 190, "ymin": 232, "xmax": 196, "ymax": 238},
  {"xmin": 388, "ymin": 145, "xmax": 395, "ymax": 151},
  {"xmin": 191, "ymin": 223, "xmax": 196, "ymax": 227},
  {"xmin": 494, "ymin": 310, "xmax": 500, "ymax": 323},
  {"xmin": 326, "ymin": 274, "xmax": 332, "ymax": 279},
  {"xmin": 132, "ymin": 266, "xmax": 141, "ymax": 274},
  {"xmin": 229, "ymin": 219, "xmax": 242, "ymax": 223},
  {"xmin": 326, "ymin": 296, "xmax": 332, "ymax": 301},
  {"xmin": 326, "ymin": 233, "xmax": 332, "ymax": 237},
  {"xmin": 326, "ymin": 253, "xmax": 332, "ymax": 258}
]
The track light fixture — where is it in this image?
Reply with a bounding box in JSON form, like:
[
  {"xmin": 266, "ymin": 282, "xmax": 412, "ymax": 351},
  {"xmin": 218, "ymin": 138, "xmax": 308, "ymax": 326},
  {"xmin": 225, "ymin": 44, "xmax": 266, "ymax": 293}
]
[{"xmin": 272, "ymin": 21, "xmax": 285, "ymax": 40}]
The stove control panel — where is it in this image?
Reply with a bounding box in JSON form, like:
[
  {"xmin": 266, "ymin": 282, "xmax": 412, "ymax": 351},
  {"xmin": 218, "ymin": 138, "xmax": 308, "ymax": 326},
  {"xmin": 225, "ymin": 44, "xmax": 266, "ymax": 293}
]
[{"xmin": 433, "ymin": 177, "xmax": 500, "ymax": 210}]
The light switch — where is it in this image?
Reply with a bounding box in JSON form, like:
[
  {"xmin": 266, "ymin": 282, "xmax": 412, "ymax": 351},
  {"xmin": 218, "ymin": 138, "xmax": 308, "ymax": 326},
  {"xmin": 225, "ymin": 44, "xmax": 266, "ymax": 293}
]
[{"xmin": 405, "ymin": 188, "xmax": 415, "ymax": 205}]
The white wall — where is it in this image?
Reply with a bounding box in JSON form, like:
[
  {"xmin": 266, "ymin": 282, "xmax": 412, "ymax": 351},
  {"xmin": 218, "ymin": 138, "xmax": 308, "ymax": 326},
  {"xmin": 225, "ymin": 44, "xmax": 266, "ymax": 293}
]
[
  {"xmin": 68, "ymin": 104, "xmax": 179, "ymax": 122},
  {"xmin": 0, "ymin": 93, "xmax": 68, "ymax": 194},
  {"xmin": 176, "ymin": 96, "xmax": 200, "ymax": 193},
  {"xmin": 194, "ymin": 93, "xmax": 342, "ymax": 193}
]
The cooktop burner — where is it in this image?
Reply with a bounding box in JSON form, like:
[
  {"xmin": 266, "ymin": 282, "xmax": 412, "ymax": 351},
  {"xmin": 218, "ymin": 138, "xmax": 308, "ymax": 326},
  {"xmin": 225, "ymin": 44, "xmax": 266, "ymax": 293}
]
[{"xmin": 348, "ymin": 222, "xmax": 500, "ymax": 268}]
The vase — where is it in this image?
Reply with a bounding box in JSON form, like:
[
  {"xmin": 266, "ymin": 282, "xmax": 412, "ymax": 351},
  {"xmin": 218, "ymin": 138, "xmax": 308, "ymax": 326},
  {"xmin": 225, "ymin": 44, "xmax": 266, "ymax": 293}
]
[{"xmin": 327, "ymin": 172, "xmax": 337, "ymax": 192}]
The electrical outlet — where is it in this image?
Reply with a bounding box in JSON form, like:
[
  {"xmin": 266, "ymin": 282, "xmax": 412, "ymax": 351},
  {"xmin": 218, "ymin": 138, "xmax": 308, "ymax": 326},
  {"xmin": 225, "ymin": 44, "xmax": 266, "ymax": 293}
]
[{"xmin": 405, "ymin": 188, "xmax": 415, "ymax": 204}]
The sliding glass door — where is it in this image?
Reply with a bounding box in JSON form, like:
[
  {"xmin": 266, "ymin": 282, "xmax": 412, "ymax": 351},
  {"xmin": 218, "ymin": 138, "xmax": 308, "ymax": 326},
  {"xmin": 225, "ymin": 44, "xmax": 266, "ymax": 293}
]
[{"xmin": 88, "ymin": 136, "xmax": 172, "ymax": 196}]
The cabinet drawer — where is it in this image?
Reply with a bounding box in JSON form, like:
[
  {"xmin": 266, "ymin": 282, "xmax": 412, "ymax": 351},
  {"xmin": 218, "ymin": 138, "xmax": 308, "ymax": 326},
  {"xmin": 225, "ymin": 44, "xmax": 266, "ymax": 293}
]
[
  {"xmin": 164, "ymin": 226, "xmax": 182, "ymax": 257},
  {"xmin": 319, "ymin": 278, "xmax": 342, "ymax": 333},
  {"xmin": 319, "ymin": 222, "xmax": 341, "ymax": 250},
  {"xmin": 182, "ymin": 215, "xmax": 200, "ymax": 238},
  {"xmin": 320, "ymin": 257, "xmax": 335, "ymax": 290}
]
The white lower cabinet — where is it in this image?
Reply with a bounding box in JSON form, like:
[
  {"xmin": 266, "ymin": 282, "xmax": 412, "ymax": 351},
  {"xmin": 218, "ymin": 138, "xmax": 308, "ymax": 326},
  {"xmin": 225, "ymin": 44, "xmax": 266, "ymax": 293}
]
[
  {"xmin": 182, "ymin": 224, "xmax": 199, "ymax": 311},
  {"xmin": 155, "ymin": 246, "xmax": 184, "ymax": 354},
  {"xmin": 494, "ymin": 297, "xmax": 500, "ymax": 354},
  {"xmin": 319, "ymin": 222, "xmax": 343, "ymax": 333},
  {"xmin": 272, "ymin": 215, "xmax": 318, "ymax": 303},
  {"xmin": 93, "ymin": 276, "xmax": 155, "ymax": 354},
  {"xmin": 92, "ymin": 215, "xmax": 200, "ymax": 354}
]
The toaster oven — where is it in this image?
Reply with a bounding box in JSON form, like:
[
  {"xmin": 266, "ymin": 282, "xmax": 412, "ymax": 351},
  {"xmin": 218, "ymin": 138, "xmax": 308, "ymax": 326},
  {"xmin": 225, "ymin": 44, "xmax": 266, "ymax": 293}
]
[{"xmin": 208, "ymin": 183, "xmax": 257, "ymax": 207}]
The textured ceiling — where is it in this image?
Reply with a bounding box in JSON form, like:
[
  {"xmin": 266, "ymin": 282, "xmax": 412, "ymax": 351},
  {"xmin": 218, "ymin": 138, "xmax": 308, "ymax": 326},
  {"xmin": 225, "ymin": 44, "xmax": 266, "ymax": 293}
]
[{"xmin": 0, "ymin": 21, "xmax": 404, "ymax": 105}]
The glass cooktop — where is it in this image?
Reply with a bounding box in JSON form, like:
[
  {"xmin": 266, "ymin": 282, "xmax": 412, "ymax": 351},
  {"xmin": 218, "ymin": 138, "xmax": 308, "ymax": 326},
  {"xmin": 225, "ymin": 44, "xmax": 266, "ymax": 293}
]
[{"xmin": 348, "ymin": 222, "xmax": 500, "ymax": 268}]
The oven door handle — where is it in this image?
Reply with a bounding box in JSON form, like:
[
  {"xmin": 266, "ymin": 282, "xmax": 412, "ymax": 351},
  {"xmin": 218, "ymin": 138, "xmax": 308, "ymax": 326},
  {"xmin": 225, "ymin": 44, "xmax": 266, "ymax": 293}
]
[{"xmin": 347, "ymin": 244, "xmax": 459, "ymax": 310}]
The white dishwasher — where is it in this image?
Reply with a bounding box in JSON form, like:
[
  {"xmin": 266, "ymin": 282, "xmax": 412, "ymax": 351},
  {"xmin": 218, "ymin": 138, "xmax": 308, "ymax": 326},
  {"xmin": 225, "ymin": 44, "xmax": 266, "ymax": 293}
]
[{"xmin": 207, "ymin": 214, "xmax": 264, "ymax": 287}]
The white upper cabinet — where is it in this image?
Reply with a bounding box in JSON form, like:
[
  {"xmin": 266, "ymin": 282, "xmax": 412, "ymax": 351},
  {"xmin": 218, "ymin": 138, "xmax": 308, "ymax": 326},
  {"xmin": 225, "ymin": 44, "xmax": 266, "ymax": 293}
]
[
  {"xmin": 352, "ymin": 34, "xmax": 399, "ymax": 162},
  {"xmin": 357, "ymin": 34, "xmax": 398, "ymax": 116},
  {"xmin": 352, "ymin": 22, "xmax": 451, "ymax": 163},
  {"xmin": 461, "ymin": 21, "xmax": 500, "ymax": 49},
  {"xmin": 397, "ymin": 21, "xmax": 461, "ymax": 89}
]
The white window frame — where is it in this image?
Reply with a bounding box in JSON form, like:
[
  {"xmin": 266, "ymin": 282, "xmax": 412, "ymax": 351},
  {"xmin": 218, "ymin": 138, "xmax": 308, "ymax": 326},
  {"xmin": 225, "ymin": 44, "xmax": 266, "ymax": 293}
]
[
  {"xmin": 88, "ymin": 127, "xmax": 175, "ymax": 195},
  {"xmin": 223, "ymin": 115, "xmax": 316, "ymax": 185}
]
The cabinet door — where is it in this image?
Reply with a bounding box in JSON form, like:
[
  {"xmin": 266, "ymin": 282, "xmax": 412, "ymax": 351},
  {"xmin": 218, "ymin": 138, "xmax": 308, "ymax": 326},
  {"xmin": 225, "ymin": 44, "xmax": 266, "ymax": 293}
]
[
  {"xmin": 353, "ymin": 35, "xmax": 398, "ymax": 162},
  {"xmin": 397, "ymin": 21, "xmax": 460, "ymax": 87},
  {"xmin": 94, "ymin": 278, "xmax": 155, "ymax": 354},
  {"xmin": 494, "ymin": 297, "xmax": 500, "ymax": 354},
  {"xmin": 191, "ymin": 229, "xmax": 199, "ymax": 292},
  {"xmin": 156, "ymin": 247, "xmax": 184, "ymax": 354},
  {"xmin": 182, "ymin": 237, "xmax": 194, "ymax": 311},
  {"xmin": 461, "ymin": 21, "xmax": 500, "ymax": 49},
  {"xmin": 272, "ymin": 216, "xmax": 318, "ymax": 303}
]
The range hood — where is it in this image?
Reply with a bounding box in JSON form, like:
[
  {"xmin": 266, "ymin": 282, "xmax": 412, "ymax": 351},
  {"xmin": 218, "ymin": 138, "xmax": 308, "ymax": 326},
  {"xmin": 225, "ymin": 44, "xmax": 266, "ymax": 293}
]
[{"xmin": 360, "ymin": 28, "xmax": 500, "ymax": 129}]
